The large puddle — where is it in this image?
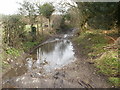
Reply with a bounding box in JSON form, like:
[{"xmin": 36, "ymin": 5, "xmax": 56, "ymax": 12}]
[
  {"xmin": 29, "ymin": 39, "xmax": 75, "ymax": 72},
  {"xmin": 2, "ymin": 38, "xmax": 76, "ymax": 88}
]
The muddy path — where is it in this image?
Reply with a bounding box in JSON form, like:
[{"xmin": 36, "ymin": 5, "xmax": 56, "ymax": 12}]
[
  {"xmin": 2, "ymin": 30, "xmax": 111, "ymax": 88},
  {"xmin": 0, "ymin": 26, "xmax": 3, "ymax": 89}
]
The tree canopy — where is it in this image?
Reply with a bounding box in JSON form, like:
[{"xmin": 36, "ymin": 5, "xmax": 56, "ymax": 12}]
[
  {"xmin": 74, "ymin": 2, "xmax": 118, "ymax": 30},
  {"xmin": 40, "ymin": 3, "xmax": 55, "ymax": 19}
]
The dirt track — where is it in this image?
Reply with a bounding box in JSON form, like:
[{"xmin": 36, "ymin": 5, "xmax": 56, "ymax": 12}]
[
  {"xmin": 2, "ymin": 31, "xmax": 112, "ymax": 88},
  {"xmin": 0, "ymin": 26, "xmax": 3, "ymax": 89}
]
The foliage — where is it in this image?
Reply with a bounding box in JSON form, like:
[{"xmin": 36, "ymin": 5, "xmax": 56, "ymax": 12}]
[
  {"xmin": 19, "ymin": 1, "xmax": 37, "ymax": 19},
  {"xmin": 69, "ymin": 2, "xmax": 118, "ymax": 32},
  {"xmin": 63, "ymin": 13, "xmax": 71, "ymax": 21},
  {"xmin": 2, "ymin": 15, "xmax": 26, "ymax": 47},
  {"xmin": 40, "ymin": 3, "xmax": 55, "ymax": 20},
  {"xmin": 40, "ymin": 3, "xmax": 55, "ymax": 27},
  {"xmin": 19, "ymin": 1, "xmax": 37, "ymax": 33}
]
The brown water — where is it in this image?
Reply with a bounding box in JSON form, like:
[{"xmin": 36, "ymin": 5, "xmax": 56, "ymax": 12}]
[{"xmin": 2, "ymin": 38, "xmax": 76, "ymax": 88}]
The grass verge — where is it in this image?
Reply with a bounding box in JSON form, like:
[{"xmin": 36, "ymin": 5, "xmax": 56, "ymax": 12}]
[{"xmin": 74, "ymin": 30, "xmax": 119, "ymax": 87}]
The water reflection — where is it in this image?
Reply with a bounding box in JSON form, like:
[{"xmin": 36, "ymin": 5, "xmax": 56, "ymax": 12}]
[
  {"xmin": 32, "ymin": 39, "xmax": 75, "ymax": 72},
  {"xmin": 2, "ymin": 39, "xmax": 75, "ymax": 88}
]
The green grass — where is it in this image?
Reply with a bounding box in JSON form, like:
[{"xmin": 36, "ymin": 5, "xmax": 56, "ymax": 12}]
[
  {"xmin": 74, "ymin": 30, "xmax": 108, "ymax": 57},
  {"xmin": 6, "ymin": 48, "xmax": 20, "ymax": 56},
  {"xmin": 23, "ymin": 41, "xmax": 39, "ymax": 51},
  {"xmin": 74, "ymin": 30, "xmax": 119, "ymax": 87},
  {"xmin": 108, "ymin": 77, "xmax": 120, "ymax": 87},
  {"xmin": 94, "ymin": 51, "xmax": 119, "ymax": 76}
]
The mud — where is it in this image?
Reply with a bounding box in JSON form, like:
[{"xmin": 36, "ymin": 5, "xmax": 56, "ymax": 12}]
[{"xmin": 2, "ymin": 30, "xmax": 111, "ymax": 88}]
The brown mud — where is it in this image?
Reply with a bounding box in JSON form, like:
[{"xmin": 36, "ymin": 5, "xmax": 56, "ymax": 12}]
[{"xmin": 2, "ymin": 30, "xmax": 112, "ymax": 88}]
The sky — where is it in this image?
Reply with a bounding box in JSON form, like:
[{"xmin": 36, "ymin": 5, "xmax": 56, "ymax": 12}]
[
  {"xmin": 0, "ymin": 0, "xmax": 118, "ymax": 15},
  {"xmin": 0, "ymin": 0, "xmax": 23, "ymax": 15},
  {"xmin": 0, "ymin": 0, "xmax": 68, "ymax": 15}
]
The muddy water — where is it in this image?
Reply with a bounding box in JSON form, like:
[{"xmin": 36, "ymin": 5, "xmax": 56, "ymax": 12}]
[{"xmin": 2, "ymin": 37, "xmax": 76, "ymax": 88}]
